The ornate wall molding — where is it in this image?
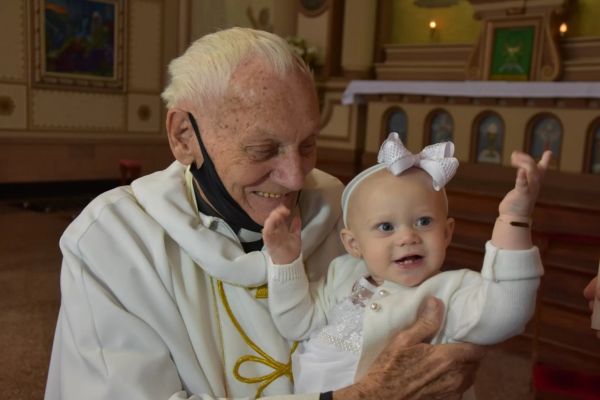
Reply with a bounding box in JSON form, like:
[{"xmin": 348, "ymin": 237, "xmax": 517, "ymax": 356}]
[
  {"xmin": 466, "ymin": 0, "xmax": 568, "ymax": 81},
  {"xmin": 561, "ymin": 37, "xmax": 600, "ymax": 80},
  {"xmin": 129, "ymin": 0, "xmax": 163, "ymax": 92},
  {"xmin": 31, "ymin": 90, "xmax": 125, "ymax": 130},
  {"xmin": 0, "ymin": 83, "xmax": 27, "ymax": 129},
  {"xmin": 127, "ymin": 93, "xmax": 161, "ymax": 133},
  {"xmin": 376, "ymin": 43, "xmax": 472, "ymax": 80},
  {"xmin": 0, "ymin": 0, "xmax": 26, "ymax": 82},
  {"xmin": 374, "ymin": 37, "xmax": 600, "ymax": 81},
  {"xmin": 0, "ymin": 97, "xmax": 16, "ymax": 116}
]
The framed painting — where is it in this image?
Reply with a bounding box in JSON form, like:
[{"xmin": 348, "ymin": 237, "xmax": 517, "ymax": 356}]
[
  {"xmin": 483, "ymin": 19, "xmax": 540, "ymax": 81},
  {"xmin": 33, "ymin": 0, "xmax": 125, "ymax": 91},
  {"xmin": 474, "ymin": 113, "xmax": 504, "ymax": 164}
]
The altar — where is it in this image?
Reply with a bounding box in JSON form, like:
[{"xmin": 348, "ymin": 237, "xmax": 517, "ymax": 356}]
[
  {"xmin": 334, "ymin": 80, "xmax": 600, "ymax": 177},
  {"xmin": 342, "ymin": 80, "xmax": 600, "ymax": 105}
]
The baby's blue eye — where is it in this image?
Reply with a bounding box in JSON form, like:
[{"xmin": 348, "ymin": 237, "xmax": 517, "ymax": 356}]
[
  {"xmin": 416, "ymin": 217, "xmax": 433, "ymax": 227},
  {"xmin": 377, "ymin": 222, "xmax": 394, "ymax": 232}
]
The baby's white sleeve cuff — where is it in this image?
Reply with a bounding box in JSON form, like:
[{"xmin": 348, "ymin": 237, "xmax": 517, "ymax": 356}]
[
  {"xmin": 268, "ymin": 254, "xmax": 306, "ymax": 283},
  {"xmin": 481, "ymin": 241, "xmax": 544, "ymax": 281}
]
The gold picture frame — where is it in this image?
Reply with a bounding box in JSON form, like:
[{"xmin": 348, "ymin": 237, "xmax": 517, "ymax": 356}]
[
  {"xmin": 33, "ymin": 0, "xmax": 126, "ymax": 91},
  {"xmin": 482, "ymin": 18, "xmax": 541, "ymax": 81}
]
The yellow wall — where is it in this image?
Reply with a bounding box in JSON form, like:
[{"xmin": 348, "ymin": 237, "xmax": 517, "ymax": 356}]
[
  {"xmin": 566, "ymin": 0, "xmax": 600, "ymax": 37},
  {"xmin": 391, "ymin": 0, "xmax": 481, "ymax": 44},
  {"xmin": 390, "ymin": 0, "xmax": 600, "ymax": 44}
]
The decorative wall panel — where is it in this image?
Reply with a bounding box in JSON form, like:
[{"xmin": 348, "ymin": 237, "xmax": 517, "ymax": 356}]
[
  {"xmin": 32, "ymin": 90, "xmax": 125, "ymax": 130},
  {"xmin": 129, "ymin": 0, "xmax": 163, "ymax": 92},
  {"xmin": 297, "ymin": 9, "xmax": 329, "ymax": 66},
  {"xmin": 0, "ymin": 84, "xmax": 27, "ymax": 129},
  {"xmin": 0, "ymin": 0, "xmax": 26, "ymax": 82},
  {"xmin": 127, "ymin": 93, "xmax": 161, "ymax": 132}
]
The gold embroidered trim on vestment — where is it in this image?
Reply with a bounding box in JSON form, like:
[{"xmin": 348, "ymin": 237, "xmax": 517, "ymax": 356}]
[
  {"xmin": 217, "ymin": 280, "xmax": 297, "ymax": 397},
  {"xmin": 210, "ymin": 277, "xmax": 230, "ymax": 397},
  {"xmin": 255, "ymin": 284, "xmax": 269, "ymax": 299}
]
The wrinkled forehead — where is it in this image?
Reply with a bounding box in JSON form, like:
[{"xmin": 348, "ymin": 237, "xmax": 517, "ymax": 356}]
[
  {"xmin": 230, "ymin": 56, "xmax": 311, "ymax": 95},
  {"xmin": 213, "ymin": 60, "xmax": 314, "ymax": 117}
]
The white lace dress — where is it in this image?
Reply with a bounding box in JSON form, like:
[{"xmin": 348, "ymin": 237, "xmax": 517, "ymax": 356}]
[{"xmin": 292, "ymin": 277, "xmax": 381, "ymax": 394}]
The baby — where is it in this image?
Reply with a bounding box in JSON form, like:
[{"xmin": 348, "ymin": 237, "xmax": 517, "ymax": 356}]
[{"xmin": 263, "ymin": 132, "xmax": 551, "ymax": 396}]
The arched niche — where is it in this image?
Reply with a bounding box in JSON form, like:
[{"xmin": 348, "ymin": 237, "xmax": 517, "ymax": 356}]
[
  {"xmin": 471, "ymin": 111, "xmax": 504, "ymax": 164},
  {"xmin": 584, "ymin": 117, "xmax": 600, "ymax": 175},
  {"xmin": 424, "ymin": 109, "xmax": 453, "ymax": 145},
  {"xmin": 525, "ymin": 113, "xmax": 562, "ymax": 169},
  {"xmin": 381, "ymin": 106, "xmax": 408, "ymax": 145}
]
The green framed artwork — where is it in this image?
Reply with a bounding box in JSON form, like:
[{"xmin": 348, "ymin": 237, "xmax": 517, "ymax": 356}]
[{"xmin": 489, "ymin": 25, "xmax": 535, "ymax": 81}]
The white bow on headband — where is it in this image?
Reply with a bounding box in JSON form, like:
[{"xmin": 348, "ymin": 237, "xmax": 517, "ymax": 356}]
[{"xmin": 377, "ymin": 132, "xmax": 459, "ymax": 190}]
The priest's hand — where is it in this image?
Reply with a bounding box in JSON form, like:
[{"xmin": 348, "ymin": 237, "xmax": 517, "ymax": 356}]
[{"xmin": 333, "ymin": 297, "xmax": 485, "ymax": 400}]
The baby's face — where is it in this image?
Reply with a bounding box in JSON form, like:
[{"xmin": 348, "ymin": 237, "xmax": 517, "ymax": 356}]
[{"xmin": 343, "ymin": 168, "xmax": 454, "ymax": 287}]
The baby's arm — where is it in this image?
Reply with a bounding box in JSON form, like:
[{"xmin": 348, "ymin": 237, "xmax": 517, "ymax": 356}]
[
  {"xmin": 446, "ymin": 243, "xmax": 544, "ymax": 344},
  {"xmin": 445, "ymin": 151, "xmax": 550, "ymax": 344},
  {"xmin": 263, "ymin": 205, "xmax": 328, "ymax": 340},
  {"xmin": 491, "ymin": 150, "xmax": 552, "ymax": 249}
]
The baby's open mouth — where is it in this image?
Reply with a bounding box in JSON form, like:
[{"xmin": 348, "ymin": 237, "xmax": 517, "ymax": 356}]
[{"xmin": 395, "ymin": 255, "xmax": 423, "ymax": 265}]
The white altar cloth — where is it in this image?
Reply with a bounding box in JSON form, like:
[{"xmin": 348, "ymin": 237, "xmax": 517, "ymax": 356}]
[{"xmin": 341, "ymin": 80, "xmax": 600, "ymax": 105}]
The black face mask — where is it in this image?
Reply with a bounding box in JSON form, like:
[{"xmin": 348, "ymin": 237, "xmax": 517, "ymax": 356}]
[{"xmin": 187, "ymin": 113, "xmax": 264, "ymax": 252}]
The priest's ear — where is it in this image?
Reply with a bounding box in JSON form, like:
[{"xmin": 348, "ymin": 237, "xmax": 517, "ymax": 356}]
[
  {"xmin": 340, "ymin": 228, "xmax": 362, "ymax": 258},
  {"xmin": 166, "ymin": 108, "xmax": 202, "ymax": 166}
]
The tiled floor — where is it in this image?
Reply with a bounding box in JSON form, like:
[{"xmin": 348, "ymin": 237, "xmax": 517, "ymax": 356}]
[
  {"xmin": 0, "ymin": 200, "xmax": 534, "ymax": 399},
  {"xmin": 0, "ymin": 202, "xmax": 67, "ymax": 399}
]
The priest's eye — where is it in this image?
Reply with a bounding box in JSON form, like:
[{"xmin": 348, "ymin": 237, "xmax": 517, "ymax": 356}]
[
  {"xmin": 300, "ymin": 136, "xmax": 317, "ymax": 157},
  {"xmin": 377, "ymin": 222, "xmax": 394, "ymax": 232},
  {"xmin": 415, "ymin": 217, "xmax": 433, "ymax": 227},
  {"xmin": 247, "ymin": 145, "xmax": 278, "ymax": 161}
]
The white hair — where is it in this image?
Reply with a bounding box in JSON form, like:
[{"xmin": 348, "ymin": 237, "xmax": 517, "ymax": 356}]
[{"xmin": 161, "ymin": 27, "xmax": 312, "ymax": 109}]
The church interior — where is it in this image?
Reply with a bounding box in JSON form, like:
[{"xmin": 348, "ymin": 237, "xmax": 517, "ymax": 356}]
[{"xmin": 1, "ymin": 0, "xmax": 599, "ymax": 398}]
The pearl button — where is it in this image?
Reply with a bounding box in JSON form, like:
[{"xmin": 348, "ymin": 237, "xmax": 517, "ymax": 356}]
[
  {"xmin": 378, "ymin": 289, "xmax": 389, "ymax": 297},
  {"xmin": 370, "ymin": 302, "xmax": 381, "ymax": 311}
]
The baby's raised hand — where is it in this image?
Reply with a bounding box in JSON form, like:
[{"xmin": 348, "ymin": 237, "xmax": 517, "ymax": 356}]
[
  {"xmin": 498, "ymin": 150, "xmax": 552, "ymax": 219},
  {"xmin": 263, "ymin": 205, "xmax": 302, "ymax": 265}
]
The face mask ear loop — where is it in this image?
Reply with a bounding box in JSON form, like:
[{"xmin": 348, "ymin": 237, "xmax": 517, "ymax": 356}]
[{"xmin": 188, "ymin": 112, "xmax": 210, "ymax": 170}]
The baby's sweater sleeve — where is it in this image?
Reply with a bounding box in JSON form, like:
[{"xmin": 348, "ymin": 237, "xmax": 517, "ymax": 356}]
[
  {"xmin": 444, "ymin": 241, "xmax": 544, "ymax": 344},
  {"xmin": 268, "ymin": 255, "xmax": 333, "ymax": 341}
]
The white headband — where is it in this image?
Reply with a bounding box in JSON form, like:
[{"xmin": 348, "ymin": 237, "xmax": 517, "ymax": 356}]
[{"xmin": 341, "ymin": 132, "xmax": 459, "ymax": 226}]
